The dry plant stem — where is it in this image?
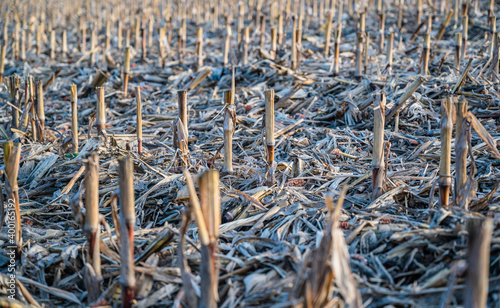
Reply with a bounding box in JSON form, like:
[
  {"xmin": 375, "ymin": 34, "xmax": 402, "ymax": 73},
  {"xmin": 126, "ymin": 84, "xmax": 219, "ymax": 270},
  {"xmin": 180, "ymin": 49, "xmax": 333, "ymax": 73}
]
[
  {"xmin": 242, "ymin": 27, "xmax": 249, "ymax": 66},
  {"xmin": 386, "ymin": 32, "xmax": 394, "ymax": 74},
  {"xmin": 118, "ymin": 155, "xmax": 136, "ymax": 308},
  {"xmin": 50, "ymin": 30, "xmax": 55, "ymax": 59},
  {"xmin": 372, "ymin": 93, "xmax": 386, "ymax": 200},
  {"xmin": 422, "ymin": 34, "xmax": 430, "ymax": 74},
  {"xmin": 96, "ymin": 87, "xmax": 106, "ymax": 135},
  {"xmin": 436, "ymin": 10, "xmax": 453, "ymax": 41},
  {"xmin": 490, "ymin": 17, "xmax": 497, "ymax": 58},
  {"xmin": 462, "ymin": 16, "xmax": 468, "ymax": 58},
  {"xmin": 465, "ymin": 218, "xmax": 493, "ymax": 308},
  {"xmin": 123, "ymin": 47, "xmax": 131, "ymax": 97},
  {"xmin": 291, "ymin": 17, "xmax": 297, "ymax": 70},
  {"xmin": 4, "ymin": 142, "xmax": 22, "ymax": 259},
  {"xmin": 386, "ymin": 76, "xmax": 426, "ymax": 120},
  {"xmin": 90, "ymin": 29, "xmax": 96, "ymax": 66},
  {"xmin": 455, "ymin": 97, "xmax": 468, "ymax": 207},
  {"xmin": 0, "ymin": 45, "xmax": 5, "ymax": 84},
  {"xmin": 84, "ymin": 153, "xmax": 102, "ymax": 282},
  {"xmin": 141, "ymin": 27, "xmax": 147, "ymax": 61},
  {"xmin": 265, "ymin": 89, "xmax": 275, "ymax": 185},
  {"xmin": 223, "ymin": 25, "xmax": 231, "ymax": 66},
  {"xmin": 178, "ymin": 90, "xmax": 188, "ymax": 138},
  {"xmin": 136, "ymin": 86, "xmax": 142, "ymax": 155},
  {"xmin": 271, "ymin": 28, "xmax": 278, "ymax": 59},
  {"xmin": 455, "ymin": 33, "xmax": 462, "ymax": 71},
  {"xmin": 70, "ymin": 84, "xmax": 78, "ymax": 153},
  {"xmin": 439, "ymin": 97, "xmax": 453, "ymax": 207},
  {"xmin": 379, "ymin": 14, "xmax": 386, "ymax": 51},
  {"xmin": 29, "ymin": 78, "xmax": 37, "ymax": 142},
  {"xmin": 260, "ymin": 15, "xmax": 266, "ymax": 49},
  {"xmin": 36, "ymin": 81, "xmax": 45, "ymax": 130},
  {"xmin": 199, "ymin": 170, "xmax": 221, "ymax": 308},
  {"xmin": 223, "ymin": 91, "xmax": 236, "ymax": 174},
  {"xmin": 62, "ymin": 30, "xmax": 67, "ymax": 57},
  {"xmin": 196, "ymin": 27, "xmax": 203, "ymax": 69},
  {"xmin": 324, "ymin": 12, "xmax": 332, "ymax": 56},
  {"xmin": 278, "ymin": 14, "xmax": 283, "ymax": 45}
]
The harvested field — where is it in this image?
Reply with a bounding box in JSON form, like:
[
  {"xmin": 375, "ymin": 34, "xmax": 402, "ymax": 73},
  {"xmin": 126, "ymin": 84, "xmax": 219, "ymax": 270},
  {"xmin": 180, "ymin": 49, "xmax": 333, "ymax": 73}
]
[{"xmin": 0, "ymin": 0, "xmax": 499, "ymax": 307}]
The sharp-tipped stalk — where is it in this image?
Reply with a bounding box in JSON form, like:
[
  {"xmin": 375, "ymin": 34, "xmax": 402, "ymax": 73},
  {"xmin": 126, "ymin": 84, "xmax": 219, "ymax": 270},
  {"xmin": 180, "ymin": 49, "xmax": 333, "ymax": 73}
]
[
  {"xmin": 84, "ymin": 153, "xmax": 102, "ymax": 301},
  {"xmin": 265, "ymin": 89, "xmax": 275, "ymax": 185},
  {"xmin": 123, "ymin": 47, "xmax": 131, "ymax": 97},
  {"xmin": 70, "ymin": 84, "xmax": 78, "ymax": 153},
  {"xmin": 372, "ymin": 93, "xmax": 386, "ymax": 200},
  {"xmin": 96, "ymin": 87, "xmax": 106, "ymax": 136},
  {"xmin": 178, "ymin": 90, "xmax": 188, "ymax": 139},
  {"xmin": 118, "ymin": 155, "xmax": 136, "ymax": 308},
  {"xmin": 439, "ymin": 97, "xmax": 453, "ymax": 207},
  {"xmin": 136, "ymin": 86, "xmax": 142, "ymax": 155},
  {"xmin": 223, "ymin": 91, "xmax": 236, "ymax": 174}
]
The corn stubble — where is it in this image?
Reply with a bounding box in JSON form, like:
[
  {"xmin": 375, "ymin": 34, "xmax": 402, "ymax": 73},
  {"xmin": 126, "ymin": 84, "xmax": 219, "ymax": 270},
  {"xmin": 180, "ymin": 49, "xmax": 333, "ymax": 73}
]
[{"xmin": 1, "ymin": 0, "xmax": 499, "ymax": 307}]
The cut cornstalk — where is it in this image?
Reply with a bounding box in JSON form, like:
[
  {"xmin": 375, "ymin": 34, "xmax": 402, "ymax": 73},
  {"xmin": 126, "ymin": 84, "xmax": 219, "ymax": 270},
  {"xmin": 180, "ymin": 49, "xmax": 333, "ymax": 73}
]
[
  {"xmin": 123, "ymin": 47, "xmax": 131, "ymax": 97},
  {"xmin": 36, "ymin": 80, "xmax": 45, "ymax": 130},
  {"xmin": 4, "ymin": 142, "xmax": 21, "ymax": 259},
  {"xmin": 260, "ymin": 15, "xmax": 266, "ymax": 49},
  {"xmin": 436, "ymin": 10, "xmax": 453, "ymax": 41},
  {"xmin": 265, "ymin": 89, "xmax": 275, "ymax": 185},
  {"xmin": 178, "ymin": 90, "xmax": 188, "ymax": 139},
  {"xmin": 291, "ymin": 17, "xmax": 297, "ymax": 70},
  {"xmin": 462, "ymin": 15, "xmax": 468, "ymax": 58},
  {"xmin": 50, "ymin": 30, "xmax": 56, "ymax": 59},
  {"xmin": 465, "ymin": 217, "xmax": 493, "ymax": 308},
  {"xmin": 223, "ymin": 90, "xmax": 236, "ymax": 174},
  {"xmin": 136, "ymin": 86, "xmax": 143, "ymax": 155},
  {"xmin": 118, "ymin": 155, "xmax": 136, "ymax": 308},
  {"xmin": 196, "ymin": 27, "xmax": 204, "ymax": 69},
  {"xmin": 84, "ymin": 153, "xmax": 102, "ymax": 301},
  {"xmin": 271, "ymin": 27, "xmax": 277, "ymax": 59},
  {"xmin": 332, "ymin": 8, "xmax": 342, "ymax": 76},
  {"xmin": 70, "ymin": 84, "xmax": 78, "ymax": 153},
  {"xmin": 278, "ymin": 14, "xmax": 284, "ymax": 45},
  {"xmin": 372, "ymin": 93, "xmax": 386, "ymax": 200},
  {"xmin": 96, "ymin": 87, "xmax": 106, "ymax": 136},
  {"xmin": 455, "ymin": 33, "xmax": 462, "ymax": 71},
  {"xmin": 386, "ymin": 32, "xmax": 394, "ymax": 75},
  {"xmin": 439, "ymin": 97, "xmax": 453, "ymax": 207},
  {"xmin": 0, "ymin": 45, "xmax": 6, "ymax": 84},
  {"xmin": 379, "ymin": 13, "xmax": 386, "ymax": 51},
  {"xmin": 198, "ymin": 170, "xmax": 221, "ymax": 308},
  {"xmin": 455, "ymin": 97, "xmax": 468, "ymax": 208},
  {"xmin": 62, "ymin": 30, "xmax": 67, "ymax": 58},
  {"xmin": 421, "ymin": 34, "xmax": 430, "ymax": 74},
  {"xmin": 324, "ymin": 12, "xmax": 332, "ymax": 56},
  {"xmin": 223, "ymin": 24, "xmax": 231, "ymax": 66},
  {"xmin": 6, "ymin": 75, "xmax": 19, "ymax": 130},
  {"xmin": 242, "ymin": 27, "xmax": 249, "ymax": 66}
]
